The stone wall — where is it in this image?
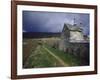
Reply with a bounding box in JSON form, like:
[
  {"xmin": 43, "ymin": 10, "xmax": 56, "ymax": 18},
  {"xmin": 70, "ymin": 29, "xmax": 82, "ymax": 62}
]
[
  {"xmin": 65, "ymin": 43, "xmax": 89, "ymax": 65},
  {"xmin": 40, "ymin": 37, "xmax": 60, "ymax": 48}
]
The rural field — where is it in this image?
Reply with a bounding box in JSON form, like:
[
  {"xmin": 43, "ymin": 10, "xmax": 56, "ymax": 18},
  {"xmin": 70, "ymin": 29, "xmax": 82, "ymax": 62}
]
[{"xmin": 23, "ymin": 38, "xmax": 81, "ymax": 68}]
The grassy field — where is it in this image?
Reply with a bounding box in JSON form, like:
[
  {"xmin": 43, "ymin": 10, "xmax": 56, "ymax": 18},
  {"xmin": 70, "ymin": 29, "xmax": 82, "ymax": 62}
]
[{"xmin": 23, "ymin": 39, "xmax": 81, "ymax": 68}]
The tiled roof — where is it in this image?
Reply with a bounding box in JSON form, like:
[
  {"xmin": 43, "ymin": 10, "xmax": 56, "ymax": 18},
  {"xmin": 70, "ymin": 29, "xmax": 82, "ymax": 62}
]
[{"xmin": 64, "ymin": 23, "xmax": 83, "ymax": 32}]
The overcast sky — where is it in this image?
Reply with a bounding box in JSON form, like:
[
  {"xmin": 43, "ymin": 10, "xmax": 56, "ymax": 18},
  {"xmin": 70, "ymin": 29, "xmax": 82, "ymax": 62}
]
[{"xmin": 23, "ymin": 11, "xmax": 90, "ymax": 35}]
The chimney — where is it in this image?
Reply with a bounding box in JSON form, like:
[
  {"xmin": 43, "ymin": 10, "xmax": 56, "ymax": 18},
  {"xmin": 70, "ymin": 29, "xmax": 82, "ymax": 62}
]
[{"xmin": 73, "ymin": 18, "xmax": 77, "ymax": 26}]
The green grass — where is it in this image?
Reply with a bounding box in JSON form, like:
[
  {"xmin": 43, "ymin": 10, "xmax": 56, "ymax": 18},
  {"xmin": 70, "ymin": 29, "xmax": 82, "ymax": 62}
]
[
  {"xmin": 23, "ymin": 45, "xmax": 64, "ymax": 68},
  {"xmin": 23, "ymin": 39, "xmax": 81, "ymax": 68},
  {"xmin": 44, "ymin": 44, "xmax": 81, "ymax": 66}
]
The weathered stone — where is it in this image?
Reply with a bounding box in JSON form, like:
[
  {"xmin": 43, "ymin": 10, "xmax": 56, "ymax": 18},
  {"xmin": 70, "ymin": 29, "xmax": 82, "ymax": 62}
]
[{"xmin": 59, "ymin": 23, "xmax": 89, "ymax": 65}]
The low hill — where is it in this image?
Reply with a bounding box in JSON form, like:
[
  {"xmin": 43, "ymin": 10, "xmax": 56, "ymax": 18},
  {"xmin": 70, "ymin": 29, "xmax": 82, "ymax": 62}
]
[{"xmin": 23, "ymin": 32, "xmax": 61, "ymax": 38}]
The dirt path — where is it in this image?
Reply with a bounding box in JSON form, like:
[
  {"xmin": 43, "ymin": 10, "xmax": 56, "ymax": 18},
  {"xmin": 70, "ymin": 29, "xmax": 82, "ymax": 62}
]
[{"xmin": 43, "ymin": 46, "xmax": 68, "ymax": 67}]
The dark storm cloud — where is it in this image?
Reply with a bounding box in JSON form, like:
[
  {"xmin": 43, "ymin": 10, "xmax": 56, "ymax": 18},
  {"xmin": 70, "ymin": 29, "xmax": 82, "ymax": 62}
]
[{"xmin": 23, "ymin": 11, "xmax": 90, "ymax": 35}]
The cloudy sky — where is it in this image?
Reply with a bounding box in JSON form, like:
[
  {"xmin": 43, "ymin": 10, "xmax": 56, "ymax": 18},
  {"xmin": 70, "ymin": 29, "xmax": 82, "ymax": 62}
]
[{"xmin": 23, "ymin": 11, "xmax": 90, "ymax": 35}]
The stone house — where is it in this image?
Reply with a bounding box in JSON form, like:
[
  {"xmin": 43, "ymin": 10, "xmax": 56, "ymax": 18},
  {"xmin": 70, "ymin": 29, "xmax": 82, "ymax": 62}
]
[{"xmin": 59, "ymin": 23, "xmax": 89, "ymax": 65}]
